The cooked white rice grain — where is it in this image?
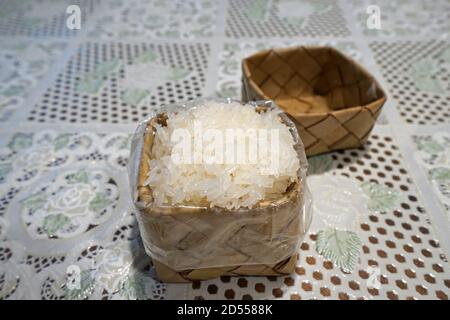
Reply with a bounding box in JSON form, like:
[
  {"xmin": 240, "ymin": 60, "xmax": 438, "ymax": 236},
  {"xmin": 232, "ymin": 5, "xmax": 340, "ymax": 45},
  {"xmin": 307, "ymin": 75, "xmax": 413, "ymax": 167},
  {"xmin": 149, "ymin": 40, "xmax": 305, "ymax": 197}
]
[{"xmin": 146, "ymin": 101, "xmax": 300, "ymax": 209}]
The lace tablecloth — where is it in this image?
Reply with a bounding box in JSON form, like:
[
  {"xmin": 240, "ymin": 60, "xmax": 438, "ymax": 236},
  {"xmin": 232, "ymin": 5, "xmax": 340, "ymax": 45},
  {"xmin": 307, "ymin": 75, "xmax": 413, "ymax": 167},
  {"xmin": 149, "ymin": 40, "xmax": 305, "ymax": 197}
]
[{"xmin": 0, "ymin": 0, "xmax": 449, "ymax": 300}]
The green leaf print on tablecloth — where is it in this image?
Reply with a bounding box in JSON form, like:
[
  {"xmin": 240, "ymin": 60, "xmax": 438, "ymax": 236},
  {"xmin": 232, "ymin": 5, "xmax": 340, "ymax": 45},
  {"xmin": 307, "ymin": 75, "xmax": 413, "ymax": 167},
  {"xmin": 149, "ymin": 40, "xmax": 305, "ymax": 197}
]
[
  {"xmin": 246, "ymin": 0, "xmax": 331, "ymax": 26},
  {"xmin": 65, "ymin": 270, "xmax": 95, "ymax": 300},
  {"xmin": 309, "ymin": 174, "xmax": 368, "ymax": 272},
  {"xmin": 307, "ymin": 154, "xmax": 333, "ymax": 175},
  {"xmin": 217, "ymin": 82, "xmax": 238, "ymax": 98},
  {"xmin": 88, "ymin": 192, "xmax": 113, "ymax": 212},
  {"xmin": 2, "ymin": 84, "xmax": 28, "ymax": 97},
  {"xmin": 316, "ymin": 229, "xmax": 362, "ymax": 273},
  {"xmin": 77, "ymin": 59, "xmax": 121, "ymax": 94},
  {"xmin": 276, "ymin": 0, "xmax": 331, "ymax": 27},
  {"xmin": 440, "ymin": 46, "xmax": 450, "ymax": 63},
  {"xmin": 0, "ymin": 41, "xmax": 66, "ymax": 122},
  {"xmin": 411, "ymin": 58, "xmax": 437, "ymax": 75},
  {"xmin": 0, "ymin": 163, "xmax": 12, "ymax": 182},
  {"xmin": 429, "ymin": 167, "xmax": 450, "ymax": 184},
  {"xmin": 20, "ymin": 168, "xmax": 119, "ymax": 240},
  {"xmin": 415, "ymin": 136, "xmax": 445, "ymax": 154},
  {"xmin": 43, "ymin": 214, "xmax": 70, "ymax": 237},
  {"xmin": 413, "ymin": 77, "xmax": 444, "ymax": 94},
  {"xmin": 52, "ymin": 133, "xmax": 73, "ymax": 151},
  {"xmin": 410, "ymin": 58, "xmax": 444, "ymax": 94},
  {"xmin": 121, "ymin": 88, "xmax": 150, "ymax": 106},
  {"xmin": 67, "ymin": 170, "xmax": 89, "ymax": 184},
  {"xmin": 77, "ymin": 76, "xmax": 107, "ymax": 95},
  {"xmin": 0, "ymin": 1, "xmax": 27, "ymax": 18},
  {"xmin": 132, "ymin": 51, "xmax": 157, "ymax": 64},
  {"xmin": 246, "ymin": 0, "xmax": 270, "ymax": 21},
  {"xmin": 168, "ymin": 67, "xmax": 191, "ymax": 81},
  {"xmin": 93, "ymin": 59, "xmax": 121, "ymax": 78},
  {"xmin": 120, "ymin": 51, "xmax": 193, "ymax": 105},
  {"xmin": 119, "ymin": 272, "xmax": 153, "ymax": 300},
  {"xmin": 7, "ymin": 133, "xmax": 33, "ymax": 152},
  {"xmin": 89, "ymin": 0, "xmax": 217, "ymax": 40},
  {"xmin": 21, "ymin": 191, "xmax": 47, "ymax": 212},
  {"xmin": 413, "ymin": 132, "xmax": 450, "ymax": 218},
  {"xmin": 361, "ymin": 181, "xmax": 401, "ymax": 212}
]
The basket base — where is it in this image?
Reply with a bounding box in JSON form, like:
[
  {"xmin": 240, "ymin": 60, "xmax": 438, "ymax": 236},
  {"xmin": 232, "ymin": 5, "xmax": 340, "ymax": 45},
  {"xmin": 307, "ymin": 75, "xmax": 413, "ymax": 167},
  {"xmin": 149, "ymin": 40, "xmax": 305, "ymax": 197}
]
[{"xmin": 153, "ymin": 254, "xmax": 298, "ymax": 283}]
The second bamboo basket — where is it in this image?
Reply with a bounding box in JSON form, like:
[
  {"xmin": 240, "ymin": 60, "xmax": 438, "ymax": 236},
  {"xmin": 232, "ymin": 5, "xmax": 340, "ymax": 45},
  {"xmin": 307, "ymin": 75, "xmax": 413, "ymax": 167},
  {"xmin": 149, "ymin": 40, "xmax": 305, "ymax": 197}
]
[{"xmin": 242, "ymin": 46, "xmax": 387, "ymax": 156}]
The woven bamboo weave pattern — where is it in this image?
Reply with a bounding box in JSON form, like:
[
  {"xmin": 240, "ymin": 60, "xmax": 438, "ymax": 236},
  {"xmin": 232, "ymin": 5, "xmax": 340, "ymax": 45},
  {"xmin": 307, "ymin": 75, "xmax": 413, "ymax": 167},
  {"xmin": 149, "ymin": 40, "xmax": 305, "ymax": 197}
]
[
  {"xmin": 242, "ymin": 46, "xmax": 387, "ymax": 156},
  {"xmin": 135, "ymin": 108, "xmax": 308, "ymax": 282}
]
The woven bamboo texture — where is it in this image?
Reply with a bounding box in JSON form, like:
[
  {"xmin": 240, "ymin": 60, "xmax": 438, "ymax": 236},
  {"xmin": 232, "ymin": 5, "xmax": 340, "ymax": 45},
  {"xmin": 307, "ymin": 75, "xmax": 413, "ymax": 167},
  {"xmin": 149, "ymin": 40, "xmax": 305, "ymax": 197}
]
[
  {"xmin": 241, "ymin": 46, "xmax": 387, "ymax": 156},
  {"xmin": 136, "ymin": 110, "xmax": 306, "ymax": 283},
  {"xmin": 152, "ymin": 254, "xmax": 298, "ymax": 283}
]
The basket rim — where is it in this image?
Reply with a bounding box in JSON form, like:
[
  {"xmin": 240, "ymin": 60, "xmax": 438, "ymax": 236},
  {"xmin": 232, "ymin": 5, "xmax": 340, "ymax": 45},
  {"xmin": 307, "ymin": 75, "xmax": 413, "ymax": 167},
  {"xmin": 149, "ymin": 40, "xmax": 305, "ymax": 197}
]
[{"xmin": 241, "ymin": 45, "xmax": 387, "ymax": 116}]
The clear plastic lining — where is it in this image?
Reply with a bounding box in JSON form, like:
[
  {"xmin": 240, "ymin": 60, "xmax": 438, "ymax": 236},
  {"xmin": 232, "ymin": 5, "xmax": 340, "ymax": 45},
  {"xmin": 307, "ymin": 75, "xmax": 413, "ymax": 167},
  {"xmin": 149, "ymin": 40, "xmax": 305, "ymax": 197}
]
[{"xmin": 128, "ymin": 99, "xmax": 312, "ymax": 271}]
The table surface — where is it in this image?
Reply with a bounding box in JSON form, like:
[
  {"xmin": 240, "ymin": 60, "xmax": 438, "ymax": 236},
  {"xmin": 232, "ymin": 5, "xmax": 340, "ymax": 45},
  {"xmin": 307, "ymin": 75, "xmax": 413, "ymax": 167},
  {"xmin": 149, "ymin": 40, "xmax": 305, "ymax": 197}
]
[{"xmin": 0, "ymin": 0, "xmax": 449, "ymax": 300}]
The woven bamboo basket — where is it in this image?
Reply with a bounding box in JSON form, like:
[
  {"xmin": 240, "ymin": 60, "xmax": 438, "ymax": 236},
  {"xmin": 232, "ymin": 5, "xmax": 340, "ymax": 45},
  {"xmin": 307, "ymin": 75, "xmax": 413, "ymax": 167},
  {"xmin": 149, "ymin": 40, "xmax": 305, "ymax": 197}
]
[
  {"xmin": 242, "ymin": 46, "xmax": 387, "ymax": 156},
  {"xmin": 135, "ymin": 105, "xmax": 308, "ymax": 283}
]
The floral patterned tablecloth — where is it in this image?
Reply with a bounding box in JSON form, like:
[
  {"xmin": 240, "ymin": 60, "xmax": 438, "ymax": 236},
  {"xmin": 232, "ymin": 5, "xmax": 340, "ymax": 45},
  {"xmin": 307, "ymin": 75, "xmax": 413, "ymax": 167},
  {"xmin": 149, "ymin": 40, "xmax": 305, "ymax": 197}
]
[{"xmin": 0, "ymin": 0, "xmax": 449, "ymax": 300}]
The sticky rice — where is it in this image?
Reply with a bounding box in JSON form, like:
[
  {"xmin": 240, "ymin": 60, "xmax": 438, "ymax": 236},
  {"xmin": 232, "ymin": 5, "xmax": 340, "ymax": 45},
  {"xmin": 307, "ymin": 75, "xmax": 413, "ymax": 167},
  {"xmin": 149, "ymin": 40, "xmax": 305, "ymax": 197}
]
[{"xmin": 145, "ymin": 101, "xmax": 300, "ymax": 209}]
